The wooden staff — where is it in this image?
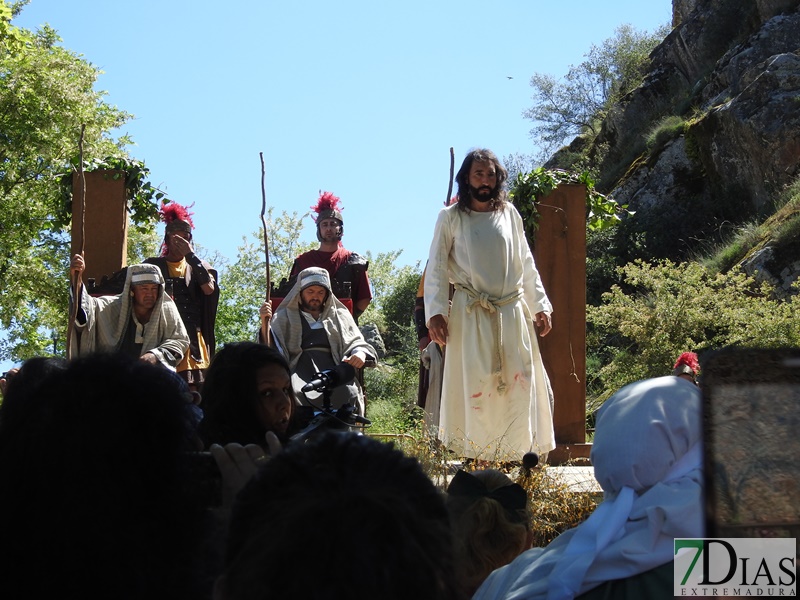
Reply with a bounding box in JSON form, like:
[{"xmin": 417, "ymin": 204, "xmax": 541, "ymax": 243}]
[
  {"xmin": 445, "ymin": 146, "xmax": 455, "ymax": 206},
  {"xmin": 66, "ymin": 124, "xmax": 87, "ymax": 360},
  {"xmin": 259, "ymin": 152, "xmax": 272, "ymax": 346}
]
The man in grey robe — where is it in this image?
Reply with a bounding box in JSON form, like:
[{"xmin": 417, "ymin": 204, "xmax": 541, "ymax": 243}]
[
  {"xmin": 260, "ymin": 267, "xmax": 376, "ymax": 415},
  {"xmin": 69, "ymin": 255, "xmax": 189, "ymax": 370}
]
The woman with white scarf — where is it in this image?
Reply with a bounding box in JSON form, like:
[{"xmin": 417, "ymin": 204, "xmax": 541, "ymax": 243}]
[{"xmin": 473, "ymin": 375, "xmax": 703, "ymax": 600}]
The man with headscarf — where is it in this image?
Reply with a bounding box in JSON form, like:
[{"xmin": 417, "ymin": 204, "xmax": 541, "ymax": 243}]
[
  {"xmin": 259, "ymin": 267, "xmax": 376, "ymax": 414},
  {"xmin": 145, "ymin": 201, "xmax": 219, "ymax": 389},
  {"xmin": 425, "ymin": 148, "xmax": 554, "ymax": 460},
  {"xmin": 473, "ymin": 375, "xmax": 704, "ymax": 600},
  {"xmin": 69, "ymin": 254, "xmax": 189, "ymax": 370},
  {"xmin": 289, "ymin": 191, "xmax": 372, "ymax": 323}
]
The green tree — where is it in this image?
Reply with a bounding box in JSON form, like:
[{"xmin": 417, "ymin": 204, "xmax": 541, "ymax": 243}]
[
  {"xmin": 375, "ymin": 265, "xmax": 422, "ymax": 355},
  {"xmin": 587, "ymin": 259, "xmax": 800, "ymax": 401},
  {"xmin": 214, "ymin": 209, "xmax": 316, "ymax": 346},
  {"xmin": 525, "ymin": 24, "xmax": 668, "ymax": 159},
  {"xmin": 0, "ymin": 8, "xmax": 136, "ymax": 361}
]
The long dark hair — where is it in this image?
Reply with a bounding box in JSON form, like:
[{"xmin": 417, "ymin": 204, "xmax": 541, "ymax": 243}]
[
  {"xmin": 455, "ymin": 148, "xmax": 508, "ymax": 213},
  {"xmin": 199, "ymin": 342, "xmax": 294, "ymax": 446}
]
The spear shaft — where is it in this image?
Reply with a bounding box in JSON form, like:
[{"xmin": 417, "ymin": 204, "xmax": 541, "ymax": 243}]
[
  {"xmin": 259, "ymin": 152, "xmax": 272, "ymax": 346},
  {"xmin": 446, "ymin": 147, "xmax": 455, "ymax": 206},
  {"xmin": 66, "ymin": 124, "xmax": 86, "ymax": 360}
]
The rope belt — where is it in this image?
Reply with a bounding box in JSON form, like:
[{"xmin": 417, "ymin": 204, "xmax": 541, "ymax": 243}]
[{"xmin": 454, "ymin": 283, "xmax": 523, "ymax": 394}]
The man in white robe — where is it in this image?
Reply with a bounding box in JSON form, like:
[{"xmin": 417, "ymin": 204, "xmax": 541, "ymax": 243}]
[{"xmin": 424, "ymin": 148, "xmax": 555, "ymax": 459}]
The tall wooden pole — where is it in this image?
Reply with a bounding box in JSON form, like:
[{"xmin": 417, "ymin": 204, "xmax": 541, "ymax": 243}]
[
  {"xmin": 259, "ymin": 152, "xmax": 272, "ymax": 346},
  {"xmin": 66, "ymin": 124, "xmax": 86, "ymax": 359}
]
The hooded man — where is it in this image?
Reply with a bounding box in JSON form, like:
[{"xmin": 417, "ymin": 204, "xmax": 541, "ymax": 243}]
[
  {"xmin": 260, "ymin": 267, "xmax": 376, "ymax": 414},
  {"xmin": 69, "ymin": 255, "xmax": 189, "ymax": 370},
  {"xmin": 289, "ymin": 191, "xmax": 372, "ymax": 323}
]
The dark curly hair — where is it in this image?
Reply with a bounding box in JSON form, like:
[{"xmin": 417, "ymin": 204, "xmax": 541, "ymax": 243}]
[{"xmin": 455, "ymin": 148, "xmax": 508, "ymax": 213}]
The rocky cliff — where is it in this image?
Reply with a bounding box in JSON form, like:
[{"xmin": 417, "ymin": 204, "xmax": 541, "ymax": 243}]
[{"xmin": 568, "ymin": 0, "xmax": 799, "ymax": 291}]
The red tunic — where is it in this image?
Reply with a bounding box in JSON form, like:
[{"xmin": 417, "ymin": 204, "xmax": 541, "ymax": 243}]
[{"xmin": 290, "ymin": 247, "xmax": 372, "ymax": 306}]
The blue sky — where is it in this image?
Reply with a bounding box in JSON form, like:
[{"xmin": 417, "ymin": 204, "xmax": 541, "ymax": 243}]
[
  {"xmin": 14, "ymin": 0, "xmax": 670, "ymax": 267},
  {"xmin": 4, "ymin": 1, "xmax": 671, "ymax": 369}
]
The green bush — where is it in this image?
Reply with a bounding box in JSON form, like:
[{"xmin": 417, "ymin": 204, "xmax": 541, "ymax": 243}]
[
  {"xmin": 587, "ymin": 259, "xmax": 800, "ymax": 402},
  {"xmin": 645, "ymin": 115, "xmax": 686, "ymax": 151}
]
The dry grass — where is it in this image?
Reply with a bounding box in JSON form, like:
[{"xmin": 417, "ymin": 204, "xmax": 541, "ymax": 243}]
[{"xmin": 371, "ymin": 430, "xmax": 603, "ymax": 548}]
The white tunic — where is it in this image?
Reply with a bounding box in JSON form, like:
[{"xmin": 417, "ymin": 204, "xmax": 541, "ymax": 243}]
[{"xmin": 424, "ymin": 203, "xmax": 555, "ymax": 458}]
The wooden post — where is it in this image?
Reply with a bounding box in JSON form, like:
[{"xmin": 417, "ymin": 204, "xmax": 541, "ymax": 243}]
[
  {"xmin": 70, "ymin": 171, "xmax": 128, "ymax": 284},
  {"xmin": 532, "ymin": 184, "xmax": 590, "ymax": 464}
]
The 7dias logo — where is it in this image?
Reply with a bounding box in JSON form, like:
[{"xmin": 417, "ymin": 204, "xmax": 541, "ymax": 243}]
[{"xmin": 675, "ymin": 538, "xmax": 796, "ymax": 596}]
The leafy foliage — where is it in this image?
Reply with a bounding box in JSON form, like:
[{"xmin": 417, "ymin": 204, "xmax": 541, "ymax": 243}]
[
  {"xmin": 369, "ymin": 263, "xmax": 422, "ymax": 355},
  {"xmin": 524, "ymin": 24, "xmax": 667, "ymax": 160},
  {"xmin": 58, "ymin": 156, "xmax": 172, "ymax": 232},
  {"xmin": 214, "ymin": 209, "xmax": 316, "ymax": 346},
  {"xmin": 0, "ymin": 14, "xmax": 135, "ymax": 361},
  {"xmin": 509, "ymin": 168, "xmax": 630, "ymax": 242},
  {"xmin": 587, "ymin": 260, "xmax": 800, "ymax": 401}
]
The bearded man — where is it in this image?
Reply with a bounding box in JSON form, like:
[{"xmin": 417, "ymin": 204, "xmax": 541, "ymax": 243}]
[
  {"xmin": 424, "ymin": 148, "xmax": 555, "ymax": 460},
  {"xmin": 260, "ymin": 267, "xmax": 376, "ymax": 414}
]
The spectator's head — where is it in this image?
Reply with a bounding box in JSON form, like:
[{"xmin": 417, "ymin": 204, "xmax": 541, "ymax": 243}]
[
  {"xmin": 200, "ymin": 342, "xmax": 296, "ymax": 446},
  {"xmin": 217, "ymin": 432, "xmax": 459, "ymax": 600},
  {"xmin": 455, "ymin": 148, "xmax": 508, "ymax": 211},
  {"xmin": 0, "ymin": 352, "xmax": 206, "ymax": 600},
  {"xmin": 0, "ymin": 356, "xmax": 66, "ymax": 410},
  {"xmin": 446, "ymin": 469, "xmax": 531, "ymax": 596}
]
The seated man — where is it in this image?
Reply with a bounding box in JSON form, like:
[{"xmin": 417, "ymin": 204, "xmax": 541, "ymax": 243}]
[
  {"xmin": 69, "ymin": 254, "xmax": 189, "ymax": 369},
  {"xmin": 259, "ymin": 267, "xmax": 376, "ymax": 415}
]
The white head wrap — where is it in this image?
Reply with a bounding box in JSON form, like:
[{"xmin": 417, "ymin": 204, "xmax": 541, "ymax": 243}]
[{"xmin": 474, "ymin": 376, "xmax": 703, "ymax": 600}]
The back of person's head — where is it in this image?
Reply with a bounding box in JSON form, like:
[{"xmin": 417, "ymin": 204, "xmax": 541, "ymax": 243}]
[
  {"xmin": 200, "ymin": 341, "xmax": 295, "ymax": 446},
  {"xmin": 219, "ymin": 432, "xmax": 460, "ymax": 600},
  {"xmin": 591, "ymin": 374, "xmax": 701, "ymax": 494},
  {"xmin": 446, "ymin": 469, "xmax": 531, "ymax": 597},
  {"xmin": 0, "ymin": 352, "xmax": 206, "ymax": 600},
  {"xmin": 0, "ymin": 356, "xmax": 67, "ymax": 426}
]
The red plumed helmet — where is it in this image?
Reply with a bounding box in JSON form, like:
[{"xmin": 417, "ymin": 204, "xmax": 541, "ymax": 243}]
[
  {"xmin": 672, "ymin": 352, "xmax": 700, "ymax": 378},
  {"xmin": 158, "ymin": 200, "xmax": 195, "ymax": 256},
  {"xmin": 311, "ymin": 191, "xmax": 343, "ymax": 224},
  {"xmin": 311, "ymin": 191, "xmax": 344, "ymax": 243},
  {"xmin": 159, "ymin": 200, "xmax": 195, "ymax": 231}
]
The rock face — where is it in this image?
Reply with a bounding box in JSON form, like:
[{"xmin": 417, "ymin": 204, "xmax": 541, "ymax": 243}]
[{"xmin": 586, "ymin": 0, "xmax": 800, "ymax": 290}]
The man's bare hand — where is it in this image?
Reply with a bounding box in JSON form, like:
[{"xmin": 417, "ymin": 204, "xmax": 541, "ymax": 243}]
[
  {"xmin": 428, "ymin": 314, "xmax": 448, "ymax": 345},
  {"xmin": 534, "ymin": 311, "xmax": 552, "ymax": 337},
  {"xmin": 70, "ymin": 254, "xmax": 85, "ymax": 277},
  {"xmin": 343, "ymin": 350, "xmax": 366, "ymax": 369},
  {"xmin": 169, "ymin": 234, "xmax": 194, "ymax": 258},
  {"xmin": 140, "ymin": 352, "xmax": 158, "ymax": 365},
  {"xmin": 259, "ymin": 301, "xmax": 272, "ymax": 322}
]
